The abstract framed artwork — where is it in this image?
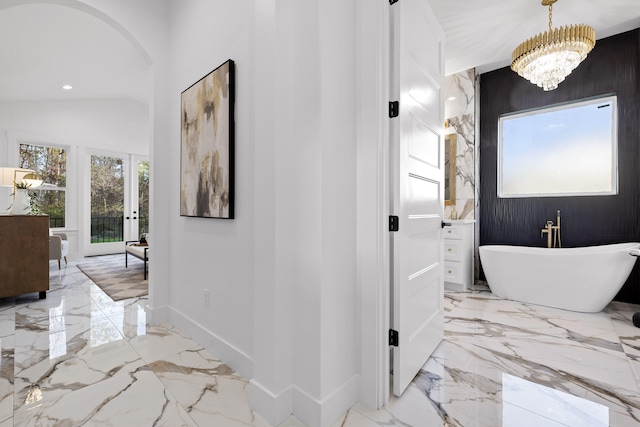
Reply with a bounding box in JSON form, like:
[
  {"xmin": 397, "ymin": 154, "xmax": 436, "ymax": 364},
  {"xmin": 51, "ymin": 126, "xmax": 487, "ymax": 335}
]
[{"xmin": 180, "ymin": 59, "xmax": 235, "ymax": 219}]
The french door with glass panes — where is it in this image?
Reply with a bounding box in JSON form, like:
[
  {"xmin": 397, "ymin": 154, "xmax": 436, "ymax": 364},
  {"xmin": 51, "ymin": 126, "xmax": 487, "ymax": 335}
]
[{"xmin": 85, "ymin": 151, "xmax": 149, "ymax": 256}]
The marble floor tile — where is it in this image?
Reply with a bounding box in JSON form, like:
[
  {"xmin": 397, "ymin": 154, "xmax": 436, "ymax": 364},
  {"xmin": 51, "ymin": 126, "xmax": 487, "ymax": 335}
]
[
  {"xmin": 331, "ymin": 408, "xmax": 388, "ymax": 427},
  {"xmin": 359, "ymin": 292, "xmax": 640, "ymax": 427},
  {"xmin": 4, "ymin": 259, "xmax": 640, "ymax": 426},
  {"xmin": 606, "ymin": 302, "xmax": 640, "ymax": 391},
  {"xmin": 127, "ymin": 323, "xmax": 203, "ymax": 364},
  {"xmin": 13, "ymin": 365, "xmax": 197, "ymax": 427},
  {"xmin": 14, "ymin": 335, "xmax": 145, "ymax": 411},
  {"xmin": 149, "ymin": 348, "xmax": 271, "ymax": 426},
  {"xmin": 280, "ymin": 415, "xmax": 310, "ymax": 427},
  {"xmin": 0, "ymin": 335, "xmax": 14, "ymax": 424}
]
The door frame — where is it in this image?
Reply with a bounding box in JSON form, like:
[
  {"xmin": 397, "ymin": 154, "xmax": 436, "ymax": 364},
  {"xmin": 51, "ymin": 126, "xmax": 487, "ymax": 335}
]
[
  {"xmin": 83, "ymin": 149, "xmax": 145, "ymax": 256},
  {"xmin": 356, "ymin": 0, "xmax": 391, "ymax": 410},
  {"xmin": 357, "ymin": 0, "xmax": 445, "ymax": 409}
]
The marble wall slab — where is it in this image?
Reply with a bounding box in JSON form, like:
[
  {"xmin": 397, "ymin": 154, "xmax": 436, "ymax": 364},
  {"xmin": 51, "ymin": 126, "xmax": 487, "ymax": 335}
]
[{"xmin": 444, "ymin": 69, "xmax": 476, "ymax": 220}]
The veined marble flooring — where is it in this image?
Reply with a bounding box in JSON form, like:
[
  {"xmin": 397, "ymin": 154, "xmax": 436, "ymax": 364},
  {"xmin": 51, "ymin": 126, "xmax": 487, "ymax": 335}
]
[{"xmin": 1, "ymin": 258, "xmax": 639, "ymax": 426}]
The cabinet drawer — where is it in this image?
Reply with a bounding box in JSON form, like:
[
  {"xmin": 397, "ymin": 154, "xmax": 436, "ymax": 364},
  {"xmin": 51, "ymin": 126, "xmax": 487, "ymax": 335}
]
[
  {"xmin": 443, "ymin": 226, "xmax": 461, "ymax": 239},
  {"xmin": 444, "ymin": 239, "xmax": 462, "ymax": 261},
  {"xmin": 444, "ymin": 262, "xmax": 461, "ymax": 283}
]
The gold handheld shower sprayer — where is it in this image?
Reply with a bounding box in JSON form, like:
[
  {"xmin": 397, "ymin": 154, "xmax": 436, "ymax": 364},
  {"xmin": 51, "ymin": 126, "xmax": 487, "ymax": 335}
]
[{"xmin": 541, "ymin": 210, "xmax": 561, "ymax": 248}]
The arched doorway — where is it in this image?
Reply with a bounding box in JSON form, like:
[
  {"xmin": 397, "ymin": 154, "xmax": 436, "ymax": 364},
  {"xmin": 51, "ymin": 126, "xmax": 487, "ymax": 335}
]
[{"xmin": 0, "ymin": 0, "xmax": 155, "ymax": 294}]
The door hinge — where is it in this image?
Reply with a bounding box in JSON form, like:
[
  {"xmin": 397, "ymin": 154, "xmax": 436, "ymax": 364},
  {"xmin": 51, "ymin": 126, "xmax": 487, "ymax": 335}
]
[
  {"xmin": 389, "ymin": 0, "xmax": 398, "ymax": 5},
  {"xmin": 389, "ymin": 329, "xmax": 399, "ymax": 347},
  {"xmin": 389, "ymin": 101, "xmax": 399, "ymax": 118},
  {"xmin": 389, "ymin": 215, "xmax": 399, "ymax": 232}
]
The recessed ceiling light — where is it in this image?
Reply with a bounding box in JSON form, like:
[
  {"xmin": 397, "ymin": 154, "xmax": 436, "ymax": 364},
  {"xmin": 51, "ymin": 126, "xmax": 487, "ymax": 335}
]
[
  {"xmin": 62, "ymin": 85, "xmax": 73, "ymax": 90},
  {"xmin": 447, "ymin": 96, "xmax": 456, "ymax": 101}
]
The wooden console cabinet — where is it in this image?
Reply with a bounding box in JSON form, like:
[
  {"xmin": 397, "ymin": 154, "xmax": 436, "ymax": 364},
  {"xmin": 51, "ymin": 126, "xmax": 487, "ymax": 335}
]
[{"xmin": 0, "ymin": 215, "xmax": 49, "ymax": 299}]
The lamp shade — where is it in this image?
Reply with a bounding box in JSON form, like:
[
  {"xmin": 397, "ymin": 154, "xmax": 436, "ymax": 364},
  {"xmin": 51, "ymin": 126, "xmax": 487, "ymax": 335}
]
[
  {"xmin": 21, "ymin": 173, "xmax": 43, "ymax": 188},
  {"xmin": 0, "ymin": 168, "xmax": 35, "ymax": 187}
]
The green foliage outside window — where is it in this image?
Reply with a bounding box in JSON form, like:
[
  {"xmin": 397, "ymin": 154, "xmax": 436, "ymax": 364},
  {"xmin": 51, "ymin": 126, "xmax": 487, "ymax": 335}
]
[
  {"xmin": 19, "ymin": 144, "xmax": 67, "ymax": 227},
  {"xmin": 90, "ymin": 155, "xmax": 124, "ymax": 218},
  {"xmin": 20, "ymin": 145, "xmax": 149, "ymax": 238},
  {"xmin": 138, "ymin": 161, "xmax": 150, "ymax": 235}
]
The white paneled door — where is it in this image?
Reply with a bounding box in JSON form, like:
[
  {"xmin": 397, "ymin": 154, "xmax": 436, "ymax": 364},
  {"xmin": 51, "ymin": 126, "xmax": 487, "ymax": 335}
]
[{"xmin": 390, "ymin": 0, "xmax": 445, "ymax": 396}]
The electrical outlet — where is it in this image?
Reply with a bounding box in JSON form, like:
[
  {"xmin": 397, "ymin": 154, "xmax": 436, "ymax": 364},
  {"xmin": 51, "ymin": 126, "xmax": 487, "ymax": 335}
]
[{"xmin": 204, "ymin": 289, "xmax": 210, "ymax": 307}]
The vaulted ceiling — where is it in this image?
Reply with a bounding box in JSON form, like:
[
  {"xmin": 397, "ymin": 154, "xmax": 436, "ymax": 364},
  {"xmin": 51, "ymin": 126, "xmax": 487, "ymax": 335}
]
[{"xmin": 0, "ymin": 3, "xmax": 149, "ymax": 104}]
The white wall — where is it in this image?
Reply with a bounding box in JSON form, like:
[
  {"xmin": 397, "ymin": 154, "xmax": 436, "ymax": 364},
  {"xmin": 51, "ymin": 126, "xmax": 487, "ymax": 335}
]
[
  {"xmin": 165, "ymin": 0, "xmax": 256, "ymax": 373},
  {"xmin": 251, "ymin": 0, "xmax": 295, "ymax": 422},
  {"xmin": 0, "ymin": 99, "xmax": 148, "ymax": 154},
  {"xmin": 166, "ymin": 1, "xmax": 360, "ymax": 426}
]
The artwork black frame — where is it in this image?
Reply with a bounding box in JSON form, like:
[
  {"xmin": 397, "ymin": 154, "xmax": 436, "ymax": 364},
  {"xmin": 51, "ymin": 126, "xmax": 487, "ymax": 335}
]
[{"xmin": 180, "ymin": 59, "xmax": 235, "ymax": 219}]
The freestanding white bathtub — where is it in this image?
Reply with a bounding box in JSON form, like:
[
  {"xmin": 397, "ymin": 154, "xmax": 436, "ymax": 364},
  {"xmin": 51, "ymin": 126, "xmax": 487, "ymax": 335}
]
[{"xmin": 479, "ymin": 243, "xmax": 640, "ymax": 312}]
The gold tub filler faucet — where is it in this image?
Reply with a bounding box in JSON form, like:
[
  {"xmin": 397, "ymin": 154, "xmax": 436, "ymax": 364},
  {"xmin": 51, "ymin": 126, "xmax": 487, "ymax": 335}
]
[{"xmin": 541, "ymin": 210, "xmax": 561, "ymax": 248}]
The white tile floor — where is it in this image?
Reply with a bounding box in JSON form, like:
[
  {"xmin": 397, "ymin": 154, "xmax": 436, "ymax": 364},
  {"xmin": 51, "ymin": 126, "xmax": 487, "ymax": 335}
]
[{"xmin": 2, "ymin": 258, "xmax": 639, "ymax": 426}]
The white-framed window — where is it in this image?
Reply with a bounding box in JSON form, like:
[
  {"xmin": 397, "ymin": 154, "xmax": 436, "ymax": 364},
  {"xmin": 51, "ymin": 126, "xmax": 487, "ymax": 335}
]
[
  {"xmin": 498, "ymin": 95, "xmax": 618, "ymax": 198},
  {"xmin": 19, "ymin": 143, "xmax": 68, "ymax": 228}
]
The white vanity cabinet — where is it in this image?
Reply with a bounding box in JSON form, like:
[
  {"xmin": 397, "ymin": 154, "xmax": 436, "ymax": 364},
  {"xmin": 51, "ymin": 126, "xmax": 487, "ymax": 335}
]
[{"xmin": 443, "ymin": 220, "xmax": 475, "ymax": 292}]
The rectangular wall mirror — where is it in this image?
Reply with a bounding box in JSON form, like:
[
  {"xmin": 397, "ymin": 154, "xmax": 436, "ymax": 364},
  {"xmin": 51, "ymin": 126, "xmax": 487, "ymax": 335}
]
[{"xmin": 445, "ymin": 133, "xmax": 456, "ymax": 206}]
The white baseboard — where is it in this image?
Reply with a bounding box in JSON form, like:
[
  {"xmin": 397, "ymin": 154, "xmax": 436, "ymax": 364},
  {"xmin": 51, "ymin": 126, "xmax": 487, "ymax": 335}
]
[
  {"xmin": 293, "ymin": 375, "xmax": 359, "ymax": 427},
  {"xmin": 146, "ymin": 304, "xmax": 169, "ymax": 324},
  {"xmin": 250, "ymin": 374, "xmax": 360, "ymax": 427},
  {"xmin": 148, "ymin": 306, "xmax": 359, "ymax": 427},
  {"xmin": 166, "ymin": 306, "xmax": 254, "ymax": 379},
  {"xmin": 249, "ymin": 380, "xmax": 293, "ymax": 426}
]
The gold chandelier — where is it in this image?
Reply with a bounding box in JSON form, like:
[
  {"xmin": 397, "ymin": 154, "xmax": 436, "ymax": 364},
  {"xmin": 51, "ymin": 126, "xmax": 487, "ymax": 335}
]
[{"xmin": 511, "ymin": 0, "xmax": 595, "ymax": 91}]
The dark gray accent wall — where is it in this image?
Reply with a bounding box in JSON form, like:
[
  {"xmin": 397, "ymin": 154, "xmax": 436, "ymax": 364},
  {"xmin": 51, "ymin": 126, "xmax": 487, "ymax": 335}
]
[{"xmin": 479, "ymin": 29, "xmax": 640, "ymax": 303}]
